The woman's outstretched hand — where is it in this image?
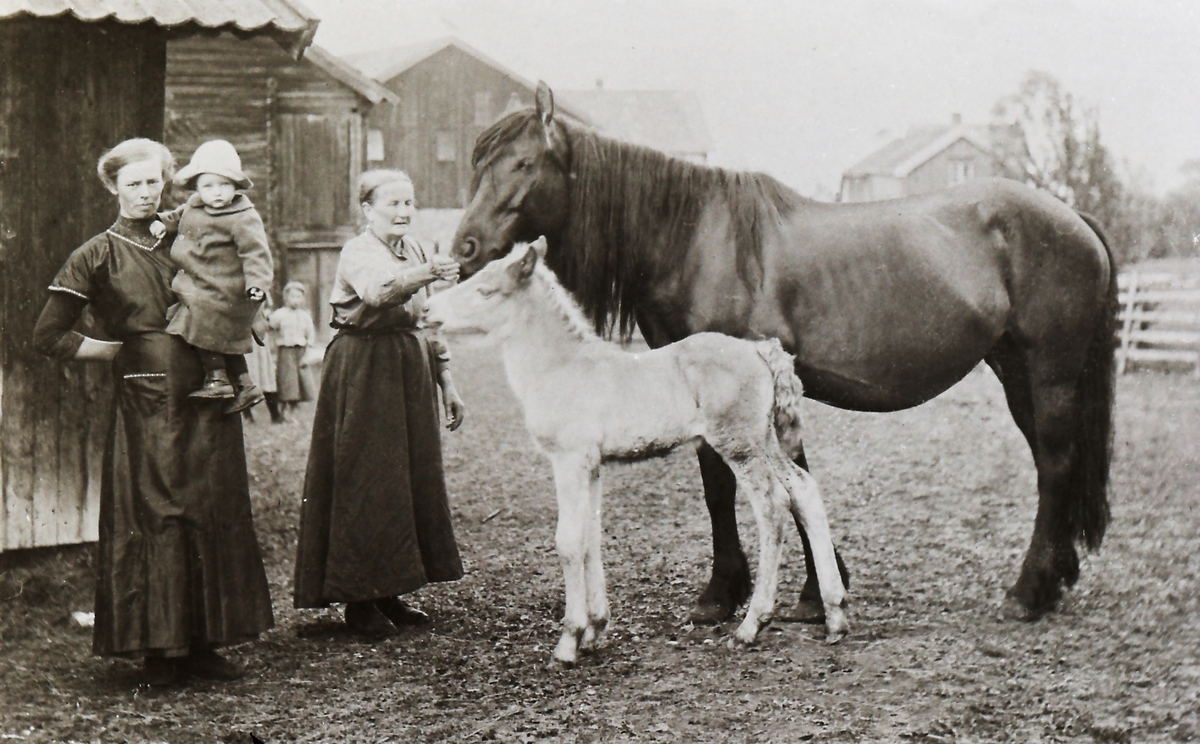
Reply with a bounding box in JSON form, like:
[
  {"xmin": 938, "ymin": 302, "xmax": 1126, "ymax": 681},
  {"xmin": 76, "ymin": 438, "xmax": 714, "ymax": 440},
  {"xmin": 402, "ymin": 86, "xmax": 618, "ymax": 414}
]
[{"xmin": 429, "ymin": 254, "xmax": 460, "ymax": 284}]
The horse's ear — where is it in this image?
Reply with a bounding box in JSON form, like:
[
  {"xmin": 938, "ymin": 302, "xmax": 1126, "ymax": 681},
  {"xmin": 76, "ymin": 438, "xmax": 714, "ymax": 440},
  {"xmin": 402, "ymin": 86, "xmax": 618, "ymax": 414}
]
[
  {"xmin": 535, "ymin": 81, "xmax": 555, "ymax": 126},
  {"xmin": 531, "ymin": 235, "xmax": 549, "ymax": 259},
  {"xmin": 508, "ymin": 244, "xmax": 539, "ymax": 283}
]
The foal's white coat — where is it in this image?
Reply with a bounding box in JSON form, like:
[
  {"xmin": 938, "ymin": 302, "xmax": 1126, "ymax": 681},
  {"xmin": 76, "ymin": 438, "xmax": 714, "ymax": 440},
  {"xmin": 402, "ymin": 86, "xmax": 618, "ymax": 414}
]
[{"xmin": 426, "ymin": 239, "xmax": 848, "ymax": 666}]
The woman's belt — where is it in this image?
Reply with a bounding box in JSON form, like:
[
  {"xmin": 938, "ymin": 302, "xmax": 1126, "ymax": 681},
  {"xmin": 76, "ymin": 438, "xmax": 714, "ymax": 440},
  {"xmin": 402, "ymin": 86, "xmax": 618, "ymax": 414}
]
[{"xmin": 332, "ymin": 323, "xmax": 421, "ymax": 338}]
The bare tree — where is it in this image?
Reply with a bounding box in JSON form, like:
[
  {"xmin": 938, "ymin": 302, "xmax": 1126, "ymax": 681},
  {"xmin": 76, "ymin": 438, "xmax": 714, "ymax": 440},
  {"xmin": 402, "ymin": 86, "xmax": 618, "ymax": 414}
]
[{"xmin": 991, "ymin": 70, "xmax": 1123, "ymax": 216}]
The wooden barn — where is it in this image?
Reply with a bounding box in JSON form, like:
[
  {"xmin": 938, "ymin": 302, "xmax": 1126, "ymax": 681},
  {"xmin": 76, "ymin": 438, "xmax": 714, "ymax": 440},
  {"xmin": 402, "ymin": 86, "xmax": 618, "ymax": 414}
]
[
  {"xmin": 839, "ymin": 114, "xmax": 999, "ymax": 202},
  {"xmin": 556, "ymin": 87, "xmax": 712, "ymax": 164},
  {"xmin": 346, "ymin": 37, "xmax": 589, "ymax": 209},
  {"xmin": 165, "ymin": 36, "xmax": 395, "ymax": 342},
  {"xmin": 0, "ymin": 1, "xmax": 317, "ymax": 553}
]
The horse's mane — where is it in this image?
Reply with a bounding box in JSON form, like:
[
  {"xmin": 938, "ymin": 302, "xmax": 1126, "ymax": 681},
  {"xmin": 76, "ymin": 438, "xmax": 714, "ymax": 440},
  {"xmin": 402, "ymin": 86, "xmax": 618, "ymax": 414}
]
[{"xmin": 472, "ymin": 110, "xmax": 806, "ymax": 340}]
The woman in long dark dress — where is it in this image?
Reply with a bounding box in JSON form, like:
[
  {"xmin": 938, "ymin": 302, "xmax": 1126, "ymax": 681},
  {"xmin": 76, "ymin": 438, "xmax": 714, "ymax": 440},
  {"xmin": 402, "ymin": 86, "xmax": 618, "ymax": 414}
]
[
  {"xmin": 293, "ymin": 169, "xmax": 466, "ymax": 637},
  {"xmin": 33, "ymin": 139, "xmax": 274, "ymax": 686}
]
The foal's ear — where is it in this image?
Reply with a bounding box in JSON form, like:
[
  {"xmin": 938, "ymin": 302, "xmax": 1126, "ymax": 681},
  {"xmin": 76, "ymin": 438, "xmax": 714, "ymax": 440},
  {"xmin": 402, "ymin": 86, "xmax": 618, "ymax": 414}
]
[
  {"xmin": 535, "ymin": 81, "xmax": 555, "ymax": 126},
  {"xmin": 508, "ymin": 244, "xmax": 539, "ymax": 282}
]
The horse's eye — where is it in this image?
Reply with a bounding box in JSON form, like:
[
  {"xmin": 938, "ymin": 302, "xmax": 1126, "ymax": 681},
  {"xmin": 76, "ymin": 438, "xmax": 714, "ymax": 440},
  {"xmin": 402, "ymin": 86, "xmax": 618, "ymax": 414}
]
[
  {"xmin": 514, "ymin": 159, "xmax": 530, "ymax": 171},
  {"xmin": 478, "ymin": 286, "xmax": 499, "ymax": 298}
]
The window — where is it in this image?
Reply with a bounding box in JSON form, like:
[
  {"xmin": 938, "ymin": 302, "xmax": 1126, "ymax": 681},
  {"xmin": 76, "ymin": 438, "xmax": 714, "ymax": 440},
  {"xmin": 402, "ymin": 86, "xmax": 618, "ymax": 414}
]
[
  {"xmin": 474, "ymin": 91, "xmax": 492, "ymax": 126},
  {"xmin": 949, "ymin": 158, "xmax": 976, "ymax": 185},
  {"xmin": 436, "ymin": 131, "xmax": 457, "ymax": 162},
  {"xmin": 366, "ymin": 130, "xmax": 384, "ymax": 161}
]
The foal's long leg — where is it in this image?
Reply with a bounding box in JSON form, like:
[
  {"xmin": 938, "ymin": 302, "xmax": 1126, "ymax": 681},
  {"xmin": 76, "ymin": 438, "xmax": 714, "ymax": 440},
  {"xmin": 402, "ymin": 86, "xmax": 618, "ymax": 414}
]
[
  {"xmin": 790, "ymin": 444, "xmax": 851, "ymax": 625},
  {"xmin": 548, "ymin": 452, "xmax": 597, "ymax": 667},
  {"xmin": 782, "ymin": 461, "xmax": 849, "ymax": 642},
  {"xmin": 725, "ymin": 456, "xmax": 787, "ymax": 647},
  {"xmin": 579, "ymin": 464, "xmax": 610, "ymax": 652}
]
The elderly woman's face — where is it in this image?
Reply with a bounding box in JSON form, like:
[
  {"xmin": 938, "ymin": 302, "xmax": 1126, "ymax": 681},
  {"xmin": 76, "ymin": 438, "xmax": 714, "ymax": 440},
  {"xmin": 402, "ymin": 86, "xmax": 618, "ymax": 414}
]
[
  {"xmin": 112, "ymin": 159, "xmax": 165, "ymax": 220},
  {"xmin": 363, "ymin": 180, "xmax": 415, "ymax": 244}
]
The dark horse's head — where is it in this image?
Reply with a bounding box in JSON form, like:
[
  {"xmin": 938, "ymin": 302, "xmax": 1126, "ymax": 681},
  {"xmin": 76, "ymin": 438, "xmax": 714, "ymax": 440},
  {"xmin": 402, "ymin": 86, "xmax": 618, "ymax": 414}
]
[{"xmin": 452, "ymin": 82, "xmax": 570, "ymax": 278}]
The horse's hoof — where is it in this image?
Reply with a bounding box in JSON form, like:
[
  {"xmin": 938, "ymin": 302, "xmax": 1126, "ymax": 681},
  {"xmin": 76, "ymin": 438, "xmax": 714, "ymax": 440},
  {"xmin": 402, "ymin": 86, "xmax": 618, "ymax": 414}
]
[
  {"xmin": 688, "ymin": 601, "xmax": 735, "ymax": 625},
  {"xmin": 1001, "ymin": 595, "xmax": 1044, "ymax": 622},
  {"xmin": 774, "ymin": 597, "xmax": 825, "ymax": 625}
]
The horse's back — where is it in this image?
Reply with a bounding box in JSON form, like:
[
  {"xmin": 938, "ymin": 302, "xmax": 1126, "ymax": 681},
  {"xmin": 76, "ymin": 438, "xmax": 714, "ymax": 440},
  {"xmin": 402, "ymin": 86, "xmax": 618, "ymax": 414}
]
[{"xmin": 736, "ymin": 178, "xmax": 1110, "ymax": 410}]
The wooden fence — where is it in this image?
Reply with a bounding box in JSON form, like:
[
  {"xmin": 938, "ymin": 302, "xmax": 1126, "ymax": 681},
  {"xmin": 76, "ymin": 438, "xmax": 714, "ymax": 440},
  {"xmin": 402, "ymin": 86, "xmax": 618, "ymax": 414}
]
[{"xmin": 1117, "ymin": 269, "xmax": 1200, "ymax": 378}]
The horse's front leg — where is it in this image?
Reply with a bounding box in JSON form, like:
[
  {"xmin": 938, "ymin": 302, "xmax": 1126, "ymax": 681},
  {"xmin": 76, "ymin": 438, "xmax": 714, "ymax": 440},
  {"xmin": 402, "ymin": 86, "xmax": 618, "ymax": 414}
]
[
  {"xmin": 549, "ymin": 452, "xmax": 595, "ymax": 668},
  {"xmin": 690, "ymin": 443, "xmax": 752, "ymax": 624},
  {"xmin": 579, "ymin": 464, "xmax": 610, "ymax": 653}
]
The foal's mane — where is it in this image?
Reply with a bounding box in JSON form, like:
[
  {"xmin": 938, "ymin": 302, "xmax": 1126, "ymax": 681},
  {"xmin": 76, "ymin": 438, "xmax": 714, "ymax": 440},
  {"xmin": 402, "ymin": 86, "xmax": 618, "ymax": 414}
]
[{"xmin": 472, "ymin": 110, "xmax": 806, "ymax": 340}]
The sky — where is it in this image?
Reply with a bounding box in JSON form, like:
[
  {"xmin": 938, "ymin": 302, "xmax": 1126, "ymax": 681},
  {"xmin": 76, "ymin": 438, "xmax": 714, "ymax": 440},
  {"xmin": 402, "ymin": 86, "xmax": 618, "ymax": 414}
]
[{"xmin": 300, "ymin": 0, "xmax": 1200, "ymax": 199}]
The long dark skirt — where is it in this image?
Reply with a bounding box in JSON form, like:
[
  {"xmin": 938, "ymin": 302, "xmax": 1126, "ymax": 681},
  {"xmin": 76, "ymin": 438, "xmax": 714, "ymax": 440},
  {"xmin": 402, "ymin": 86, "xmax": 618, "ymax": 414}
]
[
  {"xmin": 293, "ymin": 329, "xmax": 463, "ymax": 608},
  {"xmin": 274, "ymin": 345, "xmax": 314, "ymax": 402},
  {"xmin": 96, "ymin": 332, "xmax": 274, "ymax": 658}
]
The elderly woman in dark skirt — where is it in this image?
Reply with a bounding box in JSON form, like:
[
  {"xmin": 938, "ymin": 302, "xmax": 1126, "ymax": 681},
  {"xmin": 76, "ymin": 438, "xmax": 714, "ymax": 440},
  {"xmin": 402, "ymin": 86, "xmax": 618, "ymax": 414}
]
[
  {"xmin": 293, "ymin": 169, "xmax": 466, "ymax": 637},
  {"xmin": 32, "ymin": 139, "xmax": 274, "ymax": 687}
]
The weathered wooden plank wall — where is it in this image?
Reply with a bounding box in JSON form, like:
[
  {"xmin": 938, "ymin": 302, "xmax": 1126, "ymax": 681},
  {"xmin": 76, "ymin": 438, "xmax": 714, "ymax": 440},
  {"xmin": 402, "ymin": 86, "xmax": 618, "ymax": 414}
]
[
  {"xmin": 369, "ymin": 47, "xmax": 534, "ymax": 209},
  {"xmin": 1, "ymin": 17, "xmax": 165, "ymax": 551}
]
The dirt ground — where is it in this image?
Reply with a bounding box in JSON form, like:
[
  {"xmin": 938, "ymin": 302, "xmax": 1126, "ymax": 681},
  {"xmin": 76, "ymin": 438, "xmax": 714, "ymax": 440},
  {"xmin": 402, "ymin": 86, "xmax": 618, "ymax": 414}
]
[{"xmin": 1, "ymin": 334, "xmax": 1197, "ymax": 743}]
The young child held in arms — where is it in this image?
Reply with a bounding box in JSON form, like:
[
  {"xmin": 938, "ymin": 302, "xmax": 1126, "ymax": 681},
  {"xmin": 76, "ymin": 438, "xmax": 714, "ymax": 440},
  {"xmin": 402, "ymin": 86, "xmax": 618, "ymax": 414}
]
[
  {"xmin": 270, "ymin": 281, "xmax": 319, "ymax": 412},
  {"xmin": 158, "ymin": 139, "xmax": 273, "ymax": 413}
]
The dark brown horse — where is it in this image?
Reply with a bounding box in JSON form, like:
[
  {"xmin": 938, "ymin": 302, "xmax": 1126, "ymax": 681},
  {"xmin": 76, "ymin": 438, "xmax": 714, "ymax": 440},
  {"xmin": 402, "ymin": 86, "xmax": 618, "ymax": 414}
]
[{"xmin": 451, "ymin": 82, "xmax": 1117, "ymax": 624}]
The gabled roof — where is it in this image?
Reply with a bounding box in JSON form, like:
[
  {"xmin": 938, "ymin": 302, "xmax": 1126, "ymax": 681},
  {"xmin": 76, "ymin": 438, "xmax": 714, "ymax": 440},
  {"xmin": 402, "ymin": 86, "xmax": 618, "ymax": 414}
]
[
  {"xmin": 556, "ymin": 89, "xmax": 712, "ymax": 156},
  {"xmin": 304, "ymin": 46, "xmax": 396, "ymax": 105},
  {"xmin": 0, "ymin": 0, "xmax": 319, "ymax": 58},
  {"xmin": 348, "ymin": 36, "xmax": 534, "ymax": 91},
  {"xmin": 844, "ymin": 123, "xmax": 993, "ymax": 179}
]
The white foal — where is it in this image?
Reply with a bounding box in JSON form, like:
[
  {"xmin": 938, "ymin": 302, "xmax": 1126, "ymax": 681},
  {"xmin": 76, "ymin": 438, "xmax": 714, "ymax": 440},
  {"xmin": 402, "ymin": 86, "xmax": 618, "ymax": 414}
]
[{"xmin": 425, "ymin": 238, "xmax": 848, "ymax": 666}]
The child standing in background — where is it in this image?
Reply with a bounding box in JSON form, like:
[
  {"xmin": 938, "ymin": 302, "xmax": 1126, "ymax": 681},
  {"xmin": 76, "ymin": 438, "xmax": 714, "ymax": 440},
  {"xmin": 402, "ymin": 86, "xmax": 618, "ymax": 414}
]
[
  {"xmin": 270, "ymin": 281, "xmax": 318, "ymax": 412},
  {"xmin": 160, "ymin": 139, "xmax": 273, "ymax": 413}
]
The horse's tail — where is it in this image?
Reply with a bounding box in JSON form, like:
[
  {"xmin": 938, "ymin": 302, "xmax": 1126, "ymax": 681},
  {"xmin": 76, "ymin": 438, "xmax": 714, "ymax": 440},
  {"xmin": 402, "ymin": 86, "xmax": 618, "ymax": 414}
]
[
  {"xmin": 755, "ymin": 338, "xmax": 806, "ymax": 459},
  {"xmin": 1071, "ymin": 211, "xmax": 1118, "ymax": 552}
]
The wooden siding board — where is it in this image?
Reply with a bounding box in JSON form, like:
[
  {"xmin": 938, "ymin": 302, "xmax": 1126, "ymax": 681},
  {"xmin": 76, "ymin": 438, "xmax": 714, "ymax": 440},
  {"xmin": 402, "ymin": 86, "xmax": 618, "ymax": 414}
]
[
  {"xmin": 1, "ymin": 16, "xmax": 165, "ymax": 551},
  {"xmin": 369, "ymin": 45, "xmax": 538, "ymax": 208}
]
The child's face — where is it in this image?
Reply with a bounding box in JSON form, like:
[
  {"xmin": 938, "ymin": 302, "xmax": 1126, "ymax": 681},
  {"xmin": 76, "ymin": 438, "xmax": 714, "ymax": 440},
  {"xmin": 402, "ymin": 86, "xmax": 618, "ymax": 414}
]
[
  {"xmin": 284, "ymin": 289, "xmax": 306, "ymax": 309},
  {"xmin": 195, "ymin": 173, "xmax": 237, "ymax": 209}
]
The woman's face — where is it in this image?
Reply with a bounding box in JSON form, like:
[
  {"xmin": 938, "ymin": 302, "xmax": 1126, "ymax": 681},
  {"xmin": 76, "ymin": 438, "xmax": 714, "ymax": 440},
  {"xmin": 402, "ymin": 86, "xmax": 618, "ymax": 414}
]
[
  {"xmin": 363, "ymin": 180, "xmax": 415, "ymax": 243},
  {"xmin": 111, "ymin": 159, "xmax": 165, "ymax": 219}
]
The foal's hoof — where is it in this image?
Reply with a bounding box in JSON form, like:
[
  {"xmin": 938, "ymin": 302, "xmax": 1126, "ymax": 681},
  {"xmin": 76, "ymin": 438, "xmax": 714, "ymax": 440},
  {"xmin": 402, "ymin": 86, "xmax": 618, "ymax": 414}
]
[
  {"xmin": 689, "ymin": 600, "xmax": 735, "ymax": 625},
  {"xmin": 775, "ymin": 597, "xmax": 825, "ymax": 625},
  {"xmin": 547, "ymin": 655, "xmax": 577, "ymax": 670}
]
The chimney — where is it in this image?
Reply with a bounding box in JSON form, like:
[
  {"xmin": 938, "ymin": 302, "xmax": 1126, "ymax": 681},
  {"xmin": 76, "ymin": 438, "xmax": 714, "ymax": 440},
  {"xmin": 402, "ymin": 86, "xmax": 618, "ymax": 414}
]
[
  {"xmin": 951, "ymin": 113, "xmax": 962, "ymax": 126},
  {"xmin": 595, "ymin": 78, "xmax": 604, "ymax": 90}
]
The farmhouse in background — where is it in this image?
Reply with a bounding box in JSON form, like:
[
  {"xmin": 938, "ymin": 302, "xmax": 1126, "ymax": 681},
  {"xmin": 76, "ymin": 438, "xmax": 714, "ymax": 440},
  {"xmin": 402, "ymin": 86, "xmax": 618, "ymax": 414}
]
[
  {"xmin": 839, "ymin": 114, "xmax": 999, "ymax": 202},
  {"xmin": 556, "ymin": 86, "xmax": 712, "ymax": 164},
  {"xmin": 0, "ymin": 0, "xmax": 318, "ymax": 553},
  {"xmin": 166, "ymin": 36, "xmax": 395, "ymax": 342}
]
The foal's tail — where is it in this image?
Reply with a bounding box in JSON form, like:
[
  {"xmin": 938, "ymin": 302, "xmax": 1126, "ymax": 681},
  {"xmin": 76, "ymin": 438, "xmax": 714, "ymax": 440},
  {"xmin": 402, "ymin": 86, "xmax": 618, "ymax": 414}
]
[
  {"xmin": 1071, "ymin": 211, "xmax": 1118, "ymax": 552},
  {"xmin": 755, "ymin": 338, "xmax": 806, "ymax": 459}
]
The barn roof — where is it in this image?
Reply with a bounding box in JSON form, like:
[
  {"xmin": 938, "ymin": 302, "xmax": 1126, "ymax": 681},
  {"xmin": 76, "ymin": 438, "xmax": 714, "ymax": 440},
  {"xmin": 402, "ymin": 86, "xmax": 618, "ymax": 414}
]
[
  {"xmin": 347, "ymin": 36, "xmax": 589, "ymax": 124},
  {"xmin": 0, "ymin": 0, "xmax": 319, "ymax": 57},
  {"xmin": 844, "ymin": 121, "xmax": 993, "ymax": 178},
  {"xmin": 304, "ymin": 45, "xmax": 397, "ymax": 104},
  {"xmin": 556, "ymin": 89, "xmax": 712, "ymax": 157},
  {"xmin": 348, "ymin": 36, "xmax": 528, "ymax": 89}
]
